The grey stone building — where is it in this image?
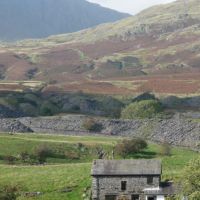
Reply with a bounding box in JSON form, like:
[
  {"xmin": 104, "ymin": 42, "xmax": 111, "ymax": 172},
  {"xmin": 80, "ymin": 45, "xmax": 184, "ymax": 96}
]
[{"xmin": 91, "ymin": 159, "xmax": 177, "ymax": 200}]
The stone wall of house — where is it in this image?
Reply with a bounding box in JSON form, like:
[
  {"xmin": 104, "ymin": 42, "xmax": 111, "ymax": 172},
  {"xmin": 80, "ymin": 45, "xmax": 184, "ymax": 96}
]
[
  {"xmin": 92, "ymin": 175, "xmax": 160, "ymax": 200},
  {"xmin": 92, "ymin": 177, "xmax": 99, "ymax": 200}
]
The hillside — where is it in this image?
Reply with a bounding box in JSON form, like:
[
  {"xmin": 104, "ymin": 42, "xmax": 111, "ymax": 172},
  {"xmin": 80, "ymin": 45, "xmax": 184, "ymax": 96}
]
[
  {"xmin": 1, "ymin": 0, "xmax": 200, "ymax": 95},
  {"xmin": 0, "ymin": 0, "xmax": 129, "ymax": 41},
  {"xmin": 0, "ymin": 133, "xmax": 198, "ymax": 199}
]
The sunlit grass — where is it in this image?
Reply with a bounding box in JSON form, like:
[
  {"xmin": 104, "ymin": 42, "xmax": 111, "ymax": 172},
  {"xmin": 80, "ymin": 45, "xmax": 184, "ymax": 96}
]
[{"xmin": 0, "ymin": 133, "xmax": 199, "ymax": 199}]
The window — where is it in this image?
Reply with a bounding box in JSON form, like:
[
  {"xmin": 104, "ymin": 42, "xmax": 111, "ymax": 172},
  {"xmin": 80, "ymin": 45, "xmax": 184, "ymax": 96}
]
[
  {"xmin": 121, "ymin": 181, "xmax": 127, "ymax": 191},
  {"xmin": 132, "ymin": 195, "xmax": 140, "ymax": 200},
  {"xmin": 105, "ymin": 195, "xmax": 117, "ymax": 200},
  {"xmin": 147, "ymin": 176, "xmax": 153, "ymax": 185}
]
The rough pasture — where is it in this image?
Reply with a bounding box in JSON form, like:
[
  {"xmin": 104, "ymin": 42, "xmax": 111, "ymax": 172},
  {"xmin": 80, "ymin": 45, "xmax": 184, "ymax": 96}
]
[{"xmin": 0, "ymin": 133, "xmax": 199, "ymax": 200}]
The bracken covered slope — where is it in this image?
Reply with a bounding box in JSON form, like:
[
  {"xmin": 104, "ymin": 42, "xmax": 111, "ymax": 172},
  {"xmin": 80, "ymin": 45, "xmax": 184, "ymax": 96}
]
[{"xmin": 0, "ymin": 0, "xmax": 200, "ymax": 95}]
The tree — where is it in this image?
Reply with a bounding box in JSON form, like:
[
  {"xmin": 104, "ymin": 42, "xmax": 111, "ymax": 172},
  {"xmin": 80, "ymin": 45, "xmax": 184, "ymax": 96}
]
[
  {"xmin": 82, "ymin": 118, "xmax": 102, "ymax": 132},
  {"xmin": 95, "ymin": 146, "xmax": 106, "ymax": 159},
  {"xmin": 39, "ymin": 101, "xmax": 59, "ymax": 116},
  {"xmin": 121, "ymin": 100, "xmax": 163, "ymax": 119},
  {"xmin": 115, "ymin": 138, "xmax": 147, "ymax": 158},
  {"xmin": 19, "ymin": 151, "xmax": 30, "ymax": 163},
  {"xmin": 181, "ymin": 157, "xmax": 200, "ymax": 199},
  {"xmin": 4, "ymin": 155, "xmax": 16, "ymax": 165},
  {"xmin": 159, "ymin": 142, "xmax": 171, "ymax": 156},
  {"xmin": 0, "ymin": 185, "xmax": 20, "ymax": 200},
  {"xmin": 34, "ymin": 145, "xmax": 52, "ymax": 164}
]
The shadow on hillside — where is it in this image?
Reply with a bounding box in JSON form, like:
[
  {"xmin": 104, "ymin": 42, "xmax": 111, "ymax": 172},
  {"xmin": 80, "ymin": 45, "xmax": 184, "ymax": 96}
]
[
  {"xmin": 1, "ymin": 91, "xmax": 200, "ymax": 119},
  {"xmin": 0, "ymin": 91, "xmax": 124, "ymax": 118}
]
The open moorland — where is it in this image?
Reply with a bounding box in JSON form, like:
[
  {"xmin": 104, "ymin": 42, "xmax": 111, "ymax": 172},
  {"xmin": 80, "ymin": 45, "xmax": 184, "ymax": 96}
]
[
  {"xmin": 0, "ymin": 0, "xmax": 200, "ymax": 95},
  {"xmin": 0, "ymin": 133, "xmax": 199, "ymax": 200}
]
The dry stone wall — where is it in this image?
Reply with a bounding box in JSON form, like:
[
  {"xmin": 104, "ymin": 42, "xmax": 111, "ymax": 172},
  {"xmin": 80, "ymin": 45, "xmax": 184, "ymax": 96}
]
[
  {"xmin": 0, "ymin": 113, "xmax": 199, "ymax": 149},
  {"xmin": 0, "ymin": 118, "xmax": 32, "ymax": 133}
]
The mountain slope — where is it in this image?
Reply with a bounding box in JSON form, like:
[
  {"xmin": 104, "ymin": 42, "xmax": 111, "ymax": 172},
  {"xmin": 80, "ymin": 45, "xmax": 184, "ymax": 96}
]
[
  {"xmin": 1, "ymin": 0, "xmax": 200, "ymax": 95},
  {"xmin": 0, "ymin": 0, "xmax": 129, "ymax": 41},
  {"xmin": 36, "ymin": 0, "xmax": 200, "ymax": 44}
]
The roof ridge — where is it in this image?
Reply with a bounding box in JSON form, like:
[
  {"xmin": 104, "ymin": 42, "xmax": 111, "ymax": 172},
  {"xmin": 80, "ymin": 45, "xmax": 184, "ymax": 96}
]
[{"xmin": 91, "ymin": 159, "xmax": 162, "ymax": 176}]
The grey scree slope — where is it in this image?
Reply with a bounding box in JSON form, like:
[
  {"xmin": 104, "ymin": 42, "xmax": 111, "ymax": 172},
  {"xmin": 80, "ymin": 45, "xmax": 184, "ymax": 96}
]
[{"xmin": 91, "ymin": 159, "xmax": 162, "ymax": 176}]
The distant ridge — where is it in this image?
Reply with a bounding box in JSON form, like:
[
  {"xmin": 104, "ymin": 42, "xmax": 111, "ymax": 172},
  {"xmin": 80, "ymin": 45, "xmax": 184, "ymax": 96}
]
[{"xmin": 0, "ymin": 0, "xmax": 130, "ymax": 41}]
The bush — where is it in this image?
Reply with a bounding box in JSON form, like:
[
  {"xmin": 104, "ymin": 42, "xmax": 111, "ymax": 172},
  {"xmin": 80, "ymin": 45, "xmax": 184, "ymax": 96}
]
[
  {"xmin": 23, "ymin": 93, "xmax": 41, "ymax": 105},
  {"xmin": 4, "ymin": 155, "xmax": 16, "ymax": 165},
  {"xmin": 95, "ymin": 146, "xmax": 106, "ymax": 159},
  {"xmin": 0, "ymin": 96, "xmax": 19, "ymax": 110},
  {"xmin": 39, "ymin": 101, "xmax": 59, "ymax": 116},
  {"xmin": 19, "ymin": 103, "xmax": 38, "ymax": 116},
  {"xmin": 76, "ymin": 143, "xmax": 87, "ymax": 153},
  {"xmin": 34, "ymin": 145, "xmax": 52, "ymax": 164},
  {"xmin": 121, "ymin": 100, "xmax": 163, "ymax": 119},
  {"xmin": 18, "ymin": 151, "xmax": 36, "ymax": 164},
  {"xmin": 159, "ymin": 142, "xmax": 171, "ymax": 156},
  {"xmin": 82, "ymin": 118, "xmax": 102, "ymax": 132},
  {"xmin": 181, "ymin": 157, "xmax": 200, "ymax": 199},
  {"xmin": 100, "ymin": 96, "xmax": 123, "ymax": 118},
  {"xmin": 4, "ymin": 97, "xmax": 19, "ymax": 107},
  {"xmin": 65, "ymin": 151, "xmax": 80, "ymax": 160},
  {"xmin": 0, "ymin": 185, "xmax": 20, "ymax": 200},
  {"xmin": 115, "ymin": 138, "xmax": 147, "ymax": 158}
]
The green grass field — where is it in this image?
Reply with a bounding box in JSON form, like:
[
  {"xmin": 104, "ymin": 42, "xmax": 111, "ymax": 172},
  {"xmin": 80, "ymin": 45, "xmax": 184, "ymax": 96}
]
[{"xmin": 0, "ymin": 133, "xmax": 199, "ymax": 200}]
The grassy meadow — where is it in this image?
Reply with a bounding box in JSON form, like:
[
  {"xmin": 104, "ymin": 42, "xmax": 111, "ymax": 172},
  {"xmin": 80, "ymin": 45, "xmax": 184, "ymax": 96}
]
[{"xmin": 0, "ymin": 133, "xmax": 199, "ymax": 200}]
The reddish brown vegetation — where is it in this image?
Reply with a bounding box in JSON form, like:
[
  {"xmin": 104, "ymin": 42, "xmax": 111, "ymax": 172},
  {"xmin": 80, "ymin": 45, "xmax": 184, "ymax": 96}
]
[
  {"xmin": 41, "ymin": 72, "xmax": 200, "ymax": 95},
  {"xmin": 1, "ymin": 22, "xmax": 200, "ymax": 95}
]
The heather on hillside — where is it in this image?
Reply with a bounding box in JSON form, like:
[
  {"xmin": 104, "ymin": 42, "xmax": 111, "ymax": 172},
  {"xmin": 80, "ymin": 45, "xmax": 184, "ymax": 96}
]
[{"xmin": 0, "ymin": 1, "xmax": 200, "ymax": 95}]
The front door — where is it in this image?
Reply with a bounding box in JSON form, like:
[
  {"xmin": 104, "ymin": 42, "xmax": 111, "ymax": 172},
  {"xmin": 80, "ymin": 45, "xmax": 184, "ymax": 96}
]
[
  {"xmin": 132, "ymin": 195, "xmax": 140, "ymax": 200},
  {"xmin": 147, "ymin": 196, "xmax": 156, "ymax": 200}
]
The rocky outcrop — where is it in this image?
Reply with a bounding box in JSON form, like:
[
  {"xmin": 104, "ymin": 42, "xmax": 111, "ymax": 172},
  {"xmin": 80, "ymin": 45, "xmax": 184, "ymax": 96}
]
[
  {"xmin": 0, "ymin": 113, "xmax": 199, "ymax": 149},
  {"xmin": 150, "ymin": 116, "xmax": 200, "ymax": 149},
  {"xmin": 0, "ymin": 118, "xmax": 32, "ymax": 133}
]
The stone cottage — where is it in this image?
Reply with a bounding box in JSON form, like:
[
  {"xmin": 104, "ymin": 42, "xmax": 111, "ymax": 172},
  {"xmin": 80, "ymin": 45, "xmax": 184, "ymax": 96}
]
[{"xmin": 91, "ymin": 159, "xmax": 177, "ymax": 200}]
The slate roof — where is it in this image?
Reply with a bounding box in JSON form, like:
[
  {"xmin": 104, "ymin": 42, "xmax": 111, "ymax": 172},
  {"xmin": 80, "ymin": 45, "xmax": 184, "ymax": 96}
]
[{"xmin": 91, "ymin": 159, "xmax": 162, "ymax": 176}]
